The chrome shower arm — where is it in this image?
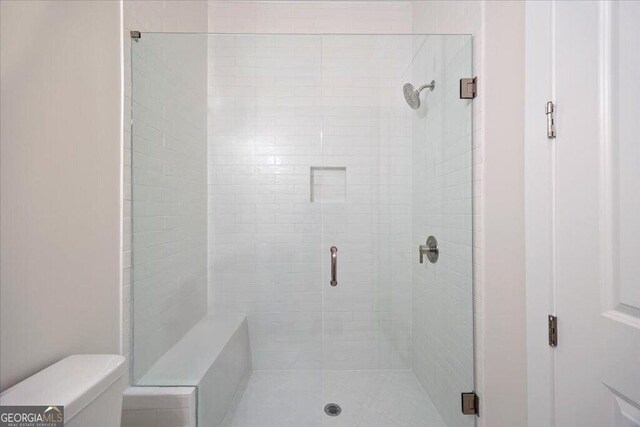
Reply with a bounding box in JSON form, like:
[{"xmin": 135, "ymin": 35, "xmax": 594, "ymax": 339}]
[{"xmin": 417, "ymin": 81, "xmax": 436, "ymax": 92}]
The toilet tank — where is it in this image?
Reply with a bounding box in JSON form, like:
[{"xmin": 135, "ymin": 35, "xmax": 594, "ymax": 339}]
[{"xmin": 0, "ymin": 354, "xmax": 126, "ymax": 427}]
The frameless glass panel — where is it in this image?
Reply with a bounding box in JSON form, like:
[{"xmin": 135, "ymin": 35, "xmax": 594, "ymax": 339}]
[
  {"xmin": 408, "ymin": 35, "xmax": 474, "ymax": 427},
  {"xmin": 131, "ymin": 33, "xmax": 209, "ymax": 385},
  {"xmin": 320, "ymin": 34, "xmax": 474, "ymax": 427}
]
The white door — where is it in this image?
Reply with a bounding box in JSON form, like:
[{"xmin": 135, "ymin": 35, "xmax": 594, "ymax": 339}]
[{"xmin": 525, "ymin": 1, "xmax": 640, "ymax": 426}]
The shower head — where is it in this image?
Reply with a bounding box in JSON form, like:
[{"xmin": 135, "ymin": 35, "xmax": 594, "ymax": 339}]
[{"xmin": 403, "ymin": 80, "xmax": 435, "ymax": 110}]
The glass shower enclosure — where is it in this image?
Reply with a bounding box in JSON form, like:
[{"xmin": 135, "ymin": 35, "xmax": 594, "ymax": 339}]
[{"xmin": 131, "ymin": 33, "xmax": 474, "ymax": 426}]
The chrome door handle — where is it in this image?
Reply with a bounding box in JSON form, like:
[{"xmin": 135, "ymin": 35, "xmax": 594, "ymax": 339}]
[
  {"xmin": 330, "ymin": 246, "xmax": 337, "ymax": 286},
  {"xmin": 419, "ymin": 235, "xmax": 439, "ymax": 264}
]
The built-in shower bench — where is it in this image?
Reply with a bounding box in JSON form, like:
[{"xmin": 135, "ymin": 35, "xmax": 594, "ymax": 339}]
[{"xmin": 122, "ymin": 313, "xmax": 252, "ymax": 427}]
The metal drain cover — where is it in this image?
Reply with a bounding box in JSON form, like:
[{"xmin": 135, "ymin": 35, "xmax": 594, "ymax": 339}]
[{"xmin": 324, "ymin": 403, "xmax": 341, "ymax": 416}]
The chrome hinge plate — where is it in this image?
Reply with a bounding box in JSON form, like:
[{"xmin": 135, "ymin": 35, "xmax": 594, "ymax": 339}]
[
  {"xmin": 131, "ymin": 30, "xmax": 141, "ymax": 41},
  {"xmin": 548, "ymin": 314, "xmax": 558, "ymax": 347},
  {"xmin": 460, "ymin": 77, "xmax": 477, "ymax": 99},
  {"xmin": 546, "ymin": 101, "xmax": 556, "ymax": 139},
  {"xmin": 461, "ymin": 392, "xmax": 479, "ymax": 416}
]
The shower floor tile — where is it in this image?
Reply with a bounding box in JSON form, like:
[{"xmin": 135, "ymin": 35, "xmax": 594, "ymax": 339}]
[{"xmin": 221, "ymin": 370, "xmax": 446, "ymax": 427}]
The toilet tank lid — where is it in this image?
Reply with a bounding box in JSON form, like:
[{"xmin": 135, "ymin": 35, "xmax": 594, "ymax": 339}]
[{"xmin": 0, "ymin": 354, "xmax": 126, "ymax": 420}]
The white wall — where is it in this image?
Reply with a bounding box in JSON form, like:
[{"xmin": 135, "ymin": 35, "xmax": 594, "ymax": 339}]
[
  {"xmin": 208, "ymin": 0, "xmax": 411, "ymax": 34},
  {"xmin": 481, "ymin": 2, "xmax": 527, "ymax": 426},
  {"xmin": 122, "ymin": 0, "xmax": 209, "ymax": 381},
  {"xmin": 0, "ymin": 0, "xmax": 122, "ymax": 391}
]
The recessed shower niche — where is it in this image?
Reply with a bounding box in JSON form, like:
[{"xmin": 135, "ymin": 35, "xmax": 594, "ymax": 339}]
[{"xmin": 310, "ymin": 166, "xmax": 346, "ymax": 203}]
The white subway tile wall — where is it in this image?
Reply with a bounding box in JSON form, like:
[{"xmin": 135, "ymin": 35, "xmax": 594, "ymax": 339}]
[
  {"xmin": 206, "ymin": 34, "xmax": 421, "ymax": 370},
  {"xmin": 130, "ymin": 32, "xmax": 209, "ymax": 381},
  {"xmin": 207, "ymin": 35, "xmax": 324, "ymax": 370},
  {"xmin": 320, "ymin": 35, "xmax": 417, "ymax": 370}
]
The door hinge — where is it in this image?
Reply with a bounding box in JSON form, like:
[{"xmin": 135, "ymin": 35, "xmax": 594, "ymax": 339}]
[
  {"xmin": 131, "ymin": 30, "xmax": 141, "ymax": 41},
  {"xmin": 461, "ymin": 392, "xmax": 479, "ymax": 416},
  {"xmin": 548, "ymin": 314, "xmax": 558, "ymax": 347},
  {"xmin": 546, "ymin": 101, "xmax": 556, "ymax": 139},
  {"xmin": 460, "ymin": 77, "xmax": 477, "ymax": 99}
]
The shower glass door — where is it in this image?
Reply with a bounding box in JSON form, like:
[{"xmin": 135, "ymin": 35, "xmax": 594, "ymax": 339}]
[
  {"xmin": 132, "ymin": 32, "xmax": 473, "ymax": 427},
  {"xmin": 319, "ymin": 34, "xmax": 474, "ymax": 427}
]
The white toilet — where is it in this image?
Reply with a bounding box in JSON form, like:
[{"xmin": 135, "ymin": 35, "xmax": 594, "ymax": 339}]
[{"xmin": 0, "ymin": 354, "xmax": 126, "ymax": 427}]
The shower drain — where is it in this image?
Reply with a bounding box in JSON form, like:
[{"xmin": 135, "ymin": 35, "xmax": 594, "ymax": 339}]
[{"xmin": 324, "ymin": 403, "xmax": 342, "ymax": 417}]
